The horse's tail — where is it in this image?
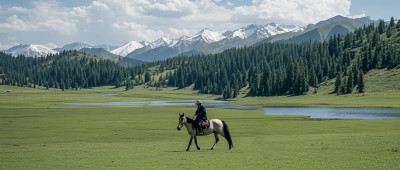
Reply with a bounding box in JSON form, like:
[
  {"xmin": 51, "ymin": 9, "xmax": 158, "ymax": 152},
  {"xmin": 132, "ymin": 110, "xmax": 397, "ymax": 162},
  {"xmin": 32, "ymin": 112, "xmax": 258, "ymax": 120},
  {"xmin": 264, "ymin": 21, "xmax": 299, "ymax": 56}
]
[{"xmin": 222, "ymin": 120, "xmax": 233, "ymax": 149}]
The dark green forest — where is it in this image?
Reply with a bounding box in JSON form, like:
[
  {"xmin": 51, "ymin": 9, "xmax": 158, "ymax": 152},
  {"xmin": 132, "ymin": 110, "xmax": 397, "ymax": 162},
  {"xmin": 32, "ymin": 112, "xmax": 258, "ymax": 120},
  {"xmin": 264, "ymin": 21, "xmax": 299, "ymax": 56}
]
[
  {"xmin": 137, "ymin": 18, "xmax": 400, "ymax": 98},
  {"xmin": 1, "ymin": 18, "xmax": 400, "ymax": 98},
  {"xmin": 0, "ymin": 50, "xmax": 132, "ymax": 91}
]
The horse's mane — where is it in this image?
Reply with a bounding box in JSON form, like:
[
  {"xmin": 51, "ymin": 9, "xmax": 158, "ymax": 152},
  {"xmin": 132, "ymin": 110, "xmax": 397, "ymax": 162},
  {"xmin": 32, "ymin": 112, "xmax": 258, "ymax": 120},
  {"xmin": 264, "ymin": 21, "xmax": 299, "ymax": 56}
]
[
  {"xmin": 185, "ymin": 116, "xmax": 197, "ymax": 129},
  {"xmin": 186, "ymin": 116, "xmax": 194, "ymax": 123}
]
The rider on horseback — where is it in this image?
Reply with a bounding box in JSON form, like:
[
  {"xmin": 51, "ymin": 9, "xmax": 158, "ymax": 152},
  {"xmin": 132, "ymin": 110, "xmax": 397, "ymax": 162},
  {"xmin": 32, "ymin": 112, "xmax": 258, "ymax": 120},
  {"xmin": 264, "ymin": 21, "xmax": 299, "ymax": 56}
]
[{"xmin": 195, "ymin": 100, "xmax": 207, "ymax": 135}]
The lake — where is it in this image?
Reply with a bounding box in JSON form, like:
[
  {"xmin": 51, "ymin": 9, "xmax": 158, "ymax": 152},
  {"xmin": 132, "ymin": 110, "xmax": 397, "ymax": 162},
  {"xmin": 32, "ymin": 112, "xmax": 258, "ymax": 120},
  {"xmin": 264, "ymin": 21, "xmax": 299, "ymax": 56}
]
[
  {"xmin": 61, "ymin": 100, "xmax": 259, "ymax": 110},
  {"xmin": 62, "ymin": 100, "xmax": 400, "ymax": 119},
  {"xmin": 263, "ymin": 107, "xmax": 400, "ymax": 119}
]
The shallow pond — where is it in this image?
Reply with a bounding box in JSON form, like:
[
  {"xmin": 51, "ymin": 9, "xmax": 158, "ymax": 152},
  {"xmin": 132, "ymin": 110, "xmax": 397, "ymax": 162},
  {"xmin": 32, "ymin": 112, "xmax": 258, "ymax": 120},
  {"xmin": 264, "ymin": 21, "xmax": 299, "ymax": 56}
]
[
  {"xmin": 61, "ymin": 100, "xmax": 259, "ymax": 110},
  {"xmin": 263, "ymin": 107, "xmax": 400, "ymax": 119},
  {"xmin": 62, "ymin": 100, "xmax": 400, "ymax": 119}
]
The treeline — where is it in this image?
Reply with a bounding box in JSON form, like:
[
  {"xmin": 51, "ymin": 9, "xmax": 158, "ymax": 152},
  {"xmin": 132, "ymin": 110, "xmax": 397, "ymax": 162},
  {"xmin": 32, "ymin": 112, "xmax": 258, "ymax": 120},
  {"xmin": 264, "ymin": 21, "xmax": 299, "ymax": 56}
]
[
  {"xmin": 136, "ymin": 17, "xmax": 400, "ymax": 98},
  {"xmin": 333, "ymin": 18, "xmax": 400, "ymax": 95},
  {"xmin": 0, "ymin": 50, "xmax": 132, "ymax": 90},
  {"xmin": 1, "ymin": 18, "xmax": 400, "ymax": 98}
]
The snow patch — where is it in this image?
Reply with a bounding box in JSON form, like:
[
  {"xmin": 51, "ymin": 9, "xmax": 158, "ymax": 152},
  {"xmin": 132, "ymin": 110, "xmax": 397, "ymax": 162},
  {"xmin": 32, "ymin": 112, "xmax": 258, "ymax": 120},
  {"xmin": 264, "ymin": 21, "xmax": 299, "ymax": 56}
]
[
  {"xmin": 111, "ymin": 41, "xmax": 146, "ymax": 56},
  {"xmin": 4, "ymin": 44, "xmax": 58, "ymax": 57}
]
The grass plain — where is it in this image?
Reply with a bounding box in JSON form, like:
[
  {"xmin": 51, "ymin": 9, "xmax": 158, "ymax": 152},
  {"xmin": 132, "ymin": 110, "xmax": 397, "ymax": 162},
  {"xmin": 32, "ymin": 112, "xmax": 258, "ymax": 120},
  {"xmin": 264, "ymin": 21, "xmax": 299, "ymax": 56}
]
[{"xmin": 1, "ymin": 83, "xmax": 399, "ymax": 169}]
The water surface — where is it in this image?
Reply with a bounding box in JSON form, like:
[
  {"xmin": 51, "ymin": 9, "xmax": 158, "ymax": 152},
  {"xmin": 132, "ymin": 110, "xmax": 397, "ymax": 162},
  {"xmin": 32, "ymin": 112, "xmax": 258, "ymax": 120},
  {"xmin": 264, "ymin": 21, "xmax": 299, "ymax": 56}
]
[
  {"xmin": 62, "ymin": 100, "xmax": 258, "ymax": 110},
  {"xmin": 61, "ymin": 100, "xmax": 400, "ymax": 119},
  {"xmin": 263, "ymin": 107, "xmax": 400, "ymax": 119}
]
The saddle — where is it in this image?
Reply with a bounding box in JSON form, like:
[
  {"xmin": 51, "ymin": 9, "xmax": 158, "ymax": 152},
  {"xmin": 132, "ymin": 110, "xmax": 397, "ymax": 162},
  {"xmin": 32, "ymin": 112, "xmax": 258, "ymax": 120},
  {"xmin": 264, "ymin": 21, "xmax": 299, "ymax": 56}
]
[{"xmin": 201, "ymin": 120, "xmax": 210, "ymax": 129}]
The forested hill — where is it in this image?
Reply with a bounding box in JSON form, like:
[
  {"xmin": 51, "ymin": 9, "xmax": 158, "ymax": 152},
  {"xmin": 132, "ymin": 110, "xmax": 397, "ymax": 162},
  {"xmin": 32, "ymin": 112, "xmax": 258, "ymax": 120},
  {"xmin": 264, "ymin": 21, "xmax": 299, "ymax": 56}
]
[
  {"xmin": 0, "ymin": 50, "xmax": 132, "ymax": 90},
  {"xmin": 1, "ymin": 18, "xmax": 400, "ymax": 98},
  {"xmin": 135, "ymin": 18, "xmax": 400, "ymax": 98}
]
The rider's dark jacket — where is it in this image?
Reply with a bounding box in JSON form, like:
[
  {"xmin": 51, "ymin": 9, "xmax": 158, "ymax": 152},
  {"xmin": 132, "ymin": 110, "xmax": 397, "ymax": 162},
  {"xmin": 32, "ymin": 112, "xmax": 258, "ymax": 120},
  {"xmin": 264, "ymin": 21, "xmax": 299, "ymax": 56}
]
[{"xmin": 195, "ymin": 105, "xmax": 207, "ymax": 127}]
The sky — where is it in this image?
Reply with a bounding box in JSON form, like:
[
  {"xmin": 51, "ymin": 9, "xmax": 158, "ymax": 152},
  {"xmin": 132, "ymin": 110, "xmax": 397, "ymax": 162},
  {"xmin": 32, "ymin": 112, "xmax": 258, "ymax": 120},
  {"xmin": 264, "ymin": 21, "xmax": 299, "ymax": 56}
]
[{"xmin": 0, "ymin": 0, "xmax": 399, "ymax": 50}]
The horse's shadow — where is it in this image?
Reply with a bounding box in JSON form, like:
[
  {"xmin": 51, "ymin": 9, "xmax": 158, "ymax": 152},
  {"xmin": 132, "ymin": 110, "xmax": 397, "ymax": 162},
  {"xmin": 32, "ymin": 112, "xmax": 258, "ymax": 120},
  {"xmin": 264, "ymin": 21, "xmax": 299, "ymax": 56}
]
[
  {"xmin": 164, "ymin": 149, "xmax": 214, "ymax": 153},
  {"xmin": 164, "ymin": 150, "xmax": 186, "ymax": 153}
]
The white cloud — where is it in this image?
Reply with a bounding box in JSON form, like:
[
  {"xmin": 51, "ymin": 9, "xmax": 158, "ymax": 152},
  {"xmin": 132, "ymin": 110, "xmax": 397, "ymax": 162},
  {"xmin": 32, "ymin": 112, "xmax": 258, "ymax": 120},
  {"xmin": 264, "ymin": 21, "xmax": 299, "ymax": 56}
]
[
  {"xmin": 236, "ymin": 0, "xmax": 352, "ymax": 25},
  {"xmin": 0, "ymin": 0, "xmax": 355, "ymax": 46},
  {"xmin": 226, "ymin": 2, "xmax": 234, "ymax": 6},
  {"xmin": 8, "ymin": 6, "xmax": 29, "ymax": 13},
  {"xmin": 0, "ymin": 1, "xmax": 78, "ymax": 34},
  {"xmin": 349, "ymin": 10, "xmax": 367, "ymax": 19},
  {"xmin": 7, "ymin": 36, "xmax": 16, "ymax": 40},
  {"xmin": 168, "ymin": 27, "xmax": 197, "ymax": 37},
  {"xmin": 112, "ymin": 22, "xmax": 148, "ymax": 30},
  {"xmin": 0, "ymin": 15, "xmax": 29, "ymax": 32}
]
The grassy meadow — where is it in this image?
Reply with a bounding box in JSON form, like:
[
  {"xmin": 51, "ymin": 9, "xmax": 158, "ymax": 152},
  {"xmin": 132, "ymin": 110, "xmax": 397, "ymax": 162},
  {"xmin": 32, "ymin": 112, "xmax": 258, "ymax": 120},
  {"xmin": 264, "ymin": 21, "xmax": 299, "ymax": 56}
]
[{"xmin": 1, "ymin": 83, "xmax": 400, "ymax": 169}]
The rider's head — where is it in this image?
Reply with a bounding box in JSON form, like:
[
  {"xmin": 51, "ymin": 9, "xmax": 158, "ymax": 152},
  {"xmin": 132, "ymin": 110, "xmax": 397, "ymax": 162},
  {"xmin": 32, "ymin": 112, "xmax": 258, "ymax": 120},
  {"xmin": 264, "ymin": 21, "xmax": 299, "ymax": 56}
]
[{"xmin": 195, "ymin": 100, "xmax": 202, "ymax": 106}]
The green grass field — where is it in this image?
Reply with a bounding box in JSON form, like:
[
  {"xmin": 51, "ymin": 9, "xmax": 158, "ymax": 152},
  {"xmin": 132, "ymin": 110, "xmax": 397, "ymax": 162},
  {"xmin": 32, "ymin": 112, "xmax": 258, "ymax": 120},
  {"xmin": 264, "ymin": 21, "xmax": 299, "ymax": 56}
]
[{"xmin": 1, "ymin": 84, "xmax": 399, "ymax": 169}]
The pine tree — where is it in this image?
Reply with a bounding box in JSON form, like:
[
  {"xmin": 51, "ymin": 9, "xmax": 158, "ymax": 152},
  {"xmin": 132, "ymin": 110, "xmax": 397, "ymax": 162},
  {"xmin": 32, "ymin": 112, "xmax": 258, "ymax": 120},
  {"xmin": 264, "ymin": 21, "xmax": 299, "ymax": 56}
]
[
  {"xmin": 309, "ymin": 67, "xmax": 318, "ymax": 87},
  {"xmin": 346, "ymin": 73, "xmax": 353, "ymax": 93},
  {"xmin": 334, "ymin": 73, "xmax": 342, "ymax": 93},
  {"xmin": 261, "ymin": 65, "xmax": 272, "ymax": 96},
  {"xmin": 338, "ymin": 81, "xmax": 346, "ymax": 95},
  {"xmin": 378, "ymin": 20, "xmax": 385, "ymax": 34},
  {"xmin": 144, "ymin": 71, "xmax": 151, "ymax": 84},
  {"xmin": 233, "ymin": 80, "xmax": 239, "ymax": 98},
  {"xmin": 158, "ymin": 75, "xmax": 164, "ymax": 88},
  {"xmin": 389, "ymin": 17, "xmax": 395, "ymax": 28},
  {"xmin": 125, "ymin": 80, "xmax": 131, "ymax": 91},
  {"xmin": 358, "ymin": 71, "xmax": 365, "ymax": 93},
  {"xmin": 223, "ymin": 85, "xmax": 232, "ymax": 99},
  {"xmin": 115, "ymin": 78, "xmax": 120, "ymax": 88},
  {"xmin": 60, "ymin": 81, "xmax": 65, "ymax": 91}
]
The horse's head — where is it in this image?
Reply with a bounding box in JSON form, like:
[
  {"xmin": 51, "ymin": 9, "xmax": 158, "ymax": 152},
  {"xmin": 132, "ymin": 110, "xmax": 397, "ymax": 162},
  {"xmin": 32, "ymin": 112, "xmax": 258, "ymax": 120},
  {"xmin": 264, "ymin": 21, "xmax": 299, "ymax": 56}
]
[{"xmin": 177, "ymin": 113, "xmax": 186, "ymax": 130}]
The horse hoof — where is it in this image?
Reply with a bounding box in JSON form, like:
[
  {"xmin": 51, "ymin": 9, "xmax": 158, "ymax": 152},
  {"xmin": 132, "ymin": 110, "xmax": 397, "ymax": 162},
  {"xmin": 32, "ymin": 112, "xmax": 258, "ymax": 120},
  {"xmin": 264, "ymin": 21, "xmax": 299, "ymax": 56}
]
[
  {"xmin": 197, "ymin": 147, "xmax": 200, "ymax": 150},
  {"xmin": 186, "ymin": 149, "xmax": 189, "ymax": 152}
]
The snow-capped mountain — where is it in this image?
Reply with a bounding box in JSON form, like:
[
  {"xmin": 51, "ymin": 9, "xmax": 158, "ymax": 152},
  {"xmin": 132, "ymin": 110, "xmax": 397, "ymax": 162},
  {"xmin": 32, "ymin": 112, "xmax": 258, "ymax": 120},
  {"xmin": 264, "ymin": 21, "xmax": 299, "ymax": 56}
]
[
  {"xmin": 4, "ymin": 16, "xmax": 375, "ymax": 62},
  {"xmin": 254, "ymin": 15, "xmax": 374, "ymax": 45},
  {"xmin": 111, "ymin": 41, "xmax": 148, "ymax": 57},
  {"xmin": 183, "ymin": 23, "xmax": 302, "ymax": 56},
  {"xmin": 4, "ymin": 44, "xmax": 58, "ymax": 57},
  {"xmin": 125, "ymin": 38, "xmax": 171, "ymax": 60},
  {"xmin": 53, "ymin": 42, "xmax": 92, "ymax": 52},
  {"xmin": 125, "ymin": 29, "xmax": 225, "ymax": 61},
  {"xmin": 148, "ymin": 38, "xmax": 172, "ymax": 49},
  {"xmin": 170, "ymin": 28, "xmax": 225, "ymax": 53},
  {"xmin": 226, "ymin": 23, "xmax": 302, "ymax": 40},
  {"xmin": 124, "ymin": 24, "xmax": 301, "ymax": 61},
  {"xmin": 186, "ymin": 28, "xmax": 225, "ymax": 44}
]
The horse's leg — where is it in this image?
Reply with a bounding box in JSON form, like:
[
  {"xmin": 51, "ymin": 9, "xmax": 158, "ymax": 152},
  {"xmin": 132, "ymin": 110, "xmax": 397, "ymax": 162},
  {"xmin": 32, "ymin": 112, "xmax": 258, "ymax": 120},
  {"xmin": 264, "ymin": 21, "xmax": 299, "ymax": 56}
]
[
  {"xmin": 211, "ymin": 132, "xmax": 219, "ymax": 150},
  {"xmin": 194, "ymin": 136, "xmax": 200, "ymax": 150},
  {"xmin": 186, "ymin": 136, "xmax": 193, "ymax": 151}
]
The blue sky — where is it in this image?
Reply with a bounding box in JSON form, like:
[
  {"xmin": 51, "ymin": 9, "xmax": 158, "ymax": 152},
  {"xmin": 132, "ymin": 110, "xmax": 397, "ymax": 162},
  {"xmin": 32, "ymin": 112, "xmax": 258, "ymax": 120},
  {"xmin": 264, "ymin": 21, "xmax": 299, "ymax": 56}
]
[
  {"xmin": 350, "ymin": 0, "xmax": 399, "ymax": 20},
  {"xmin": 0, "ymin": 0, "xmax": 399, "ymax": 50}
]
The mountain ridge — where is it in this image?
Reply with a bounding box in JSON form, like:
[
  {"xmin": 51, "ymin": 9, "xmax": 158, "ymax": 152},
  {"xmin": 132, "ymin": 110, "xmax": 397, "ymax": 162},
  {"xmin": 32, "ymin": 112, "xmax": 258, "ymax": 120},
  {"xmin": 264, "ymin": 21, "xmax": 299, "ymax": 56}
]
[
  {"xmin": 253, "ymin": 15, "xmax": 375, "ymax": 45},
  {"xmin": 3, "ymin": 15, "xmax": 376, "ymax": 62},
  {"xmin": 4, "ymin": 44, "xmax": 58, "ymax": 57}
]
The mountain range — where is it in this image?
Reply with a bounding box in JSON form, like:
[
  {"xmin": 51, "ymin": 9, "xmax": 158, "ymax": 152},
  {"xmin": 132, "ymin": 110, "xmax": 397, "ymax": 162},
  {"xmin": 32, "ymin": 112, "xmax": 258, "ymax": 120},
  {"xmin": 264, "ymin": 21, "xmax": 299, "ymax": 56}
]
[
  {"xmin": 254, "ymin": 15, "xmax": 375, "ymax": 45},
  {"xmin": 2, "ymin": 15, "xmax": 376, "ymax": 62}
]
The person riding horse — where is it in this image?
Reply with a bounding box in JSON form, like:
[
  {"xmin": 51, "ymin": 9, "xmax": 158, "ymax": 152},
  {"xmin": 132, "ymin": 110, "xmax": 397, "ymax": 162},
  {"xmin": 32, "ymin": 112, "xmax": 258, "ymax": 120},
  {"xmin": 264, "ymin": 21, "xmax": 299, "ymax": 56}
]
[{"xmin": 195, "ymin": 100, "xmax": 207, "ymax": 135}]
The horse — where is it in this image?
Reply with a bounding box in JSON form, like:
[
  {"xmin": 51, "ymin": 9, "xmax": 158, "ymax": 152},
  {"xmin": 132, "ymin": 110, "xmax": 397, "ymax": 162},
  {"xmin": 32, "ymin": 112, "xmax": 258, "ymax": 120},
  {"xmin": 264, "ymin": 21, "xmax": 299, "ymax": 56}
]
[{"xmin": 176, "ymin": 113, "xmax": 233, "ymax": 151}]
